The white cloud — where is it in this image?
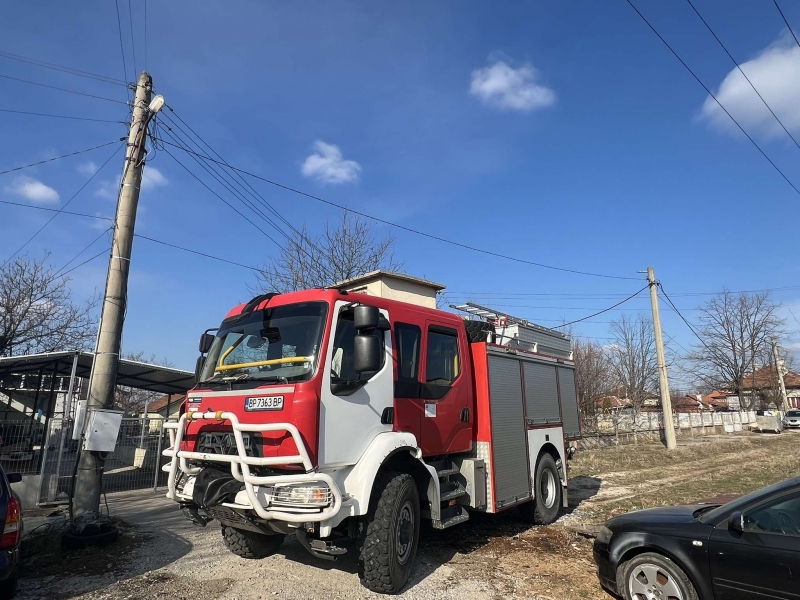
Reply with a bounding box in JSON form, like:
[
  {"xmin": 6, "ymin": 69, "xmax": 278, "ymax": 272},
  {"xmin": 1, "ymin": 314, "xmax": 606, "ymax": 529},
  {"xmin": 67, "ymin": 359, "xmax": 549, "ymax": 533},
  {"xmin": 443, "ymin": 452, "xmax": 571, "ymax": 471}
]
[
  {"xmin": 301, "ymin": 141, "xmax": 361, "ymax": 184},
  {"xmin": 94, "ymin": 166, "xmax": 168, "ymax": 200},
  {"xmin": 142, "ymin": 166, "xmax": 168, "ymax": 189},
  {"xmin": 470, "ymin": 59, "xmax": 556, "ymax": 112},
  {"xmin": 77, "ymin": 161, "xmax": 98, "ymax": 176},
  {"xmin": 701, "ymin": 33, "xmax": 800, "ymax": 137},
  {"xmin": 4, "ymin": 176, "xmax": 59, "ymax": 203}
]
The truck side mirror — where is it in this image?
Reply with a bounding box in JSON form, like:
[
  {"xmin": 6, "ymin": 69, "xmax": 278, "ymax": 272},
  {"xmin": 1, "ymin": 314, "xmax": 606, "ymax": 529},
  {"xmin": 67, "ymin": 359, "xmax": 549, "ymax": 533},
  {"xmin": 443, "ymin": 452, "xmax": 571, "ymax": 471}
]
[
  {"xmin": 728, "ymin": 511, "xmax": 744, "ymax": 533},
  {"xmin": 199, "ymin": 332, "xmax": 216, "ymax": 354},
  {"xmin": 354, "ymin": 305, "xmax": 379, "ymax": 331},
  {"xmin": 354, "ymin": 334, "xmax": 382, "ymax": 373}
]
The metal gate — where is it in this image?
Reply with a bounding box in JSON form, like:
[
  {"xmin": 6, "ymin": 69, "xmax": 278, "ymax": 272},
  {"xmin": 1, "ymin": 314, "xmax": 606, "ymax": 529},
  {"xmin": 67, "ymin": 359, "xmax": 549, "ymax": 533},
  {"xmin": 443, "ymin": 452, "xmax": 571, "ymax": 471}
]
[{"xmin": 37, "ymin": 417, "xmax": 171, "ymax": 505}]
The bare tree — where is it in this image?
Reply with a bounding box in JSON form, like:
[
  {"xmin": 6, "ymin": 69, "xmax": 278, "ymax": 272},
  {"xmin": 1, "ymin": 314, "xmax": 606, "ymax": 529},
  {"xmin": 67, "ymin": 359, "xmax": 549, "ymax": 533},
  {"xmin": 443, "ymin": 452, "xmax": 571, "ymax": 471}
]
[
  {"xmin": 689, "ymin": 291, "xmax": 784, "ymax": 410},
  {"xmin": 607, "ymin": 314, "xmax": 659, "ymax": 420},
  {"xmin": 0, "ymin": 254, "xmax": 97, "ymax": 357},
  {"xmin": 254, "ymin": 212, "xmax": 404, "ymax": 293},
  {"xmin": 571, "ymin": 337, "xmax": 612, "ymax": 431}
]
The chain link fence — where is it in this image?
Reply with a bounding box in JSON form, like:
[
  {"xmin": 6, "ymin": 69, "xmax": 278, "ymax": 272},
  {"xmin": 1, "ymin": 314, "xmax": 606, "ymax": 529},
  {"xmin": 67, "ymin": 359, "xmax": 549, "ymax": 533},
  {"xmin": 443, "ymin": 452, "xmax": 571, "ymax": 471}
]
[{"xmin": 37, "ymin": 417, "xmax": 172, "ymax": 505}]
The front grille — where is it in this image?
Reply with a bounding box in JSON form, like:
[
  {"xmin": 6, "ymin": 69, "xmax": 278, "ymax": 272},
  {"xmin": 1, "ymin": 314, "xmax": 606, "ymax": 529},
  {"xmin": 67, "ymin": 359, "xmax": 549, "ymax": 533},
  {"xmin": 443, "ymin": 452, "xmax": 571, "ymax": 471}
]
[{"xmin": 196, "ymin": 432, "xmax": 257, "ymax": 456}]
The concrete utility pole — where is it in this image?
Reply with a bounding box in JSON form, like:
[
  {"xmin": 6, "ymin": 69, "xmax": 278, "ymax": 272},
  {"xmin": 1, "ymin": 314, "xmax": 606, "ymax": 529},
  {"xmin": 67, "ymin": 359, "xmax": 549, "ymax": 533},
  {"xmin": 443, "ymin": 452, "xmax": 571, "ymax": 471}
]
[
  {"xmin": 647, "ymin": 267, "xmax": 677, "ymax": 450},
  {"xmin": 73, "ymin": 72, "xmax": 158, "ymax": 516},
  {"xmin": 771, "ymin": 337, "xmax": 790, "ymax": 413}
]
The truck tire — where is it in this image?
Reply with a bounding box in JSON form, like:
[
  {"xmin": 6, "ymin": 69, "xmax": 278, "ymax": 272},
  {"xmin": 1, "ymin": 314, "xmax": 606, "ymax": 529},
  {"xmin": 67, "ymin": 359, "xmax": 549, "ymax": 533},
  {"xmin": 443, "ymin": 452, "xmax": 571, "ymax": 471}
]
[
  {"xmin": 518, "ymin": 453, "xmax": 562, "ymax": 525},
  {"xmin": 359, "ymin": 472, "xmax": 420, "ymax": 594},
  {"xmin": 221, "ymin": 525, "xmax": 284, "ymax": 559},
  {"xmin": 464, "ymin": 320, "xmax": 494, "ymax": 343}
]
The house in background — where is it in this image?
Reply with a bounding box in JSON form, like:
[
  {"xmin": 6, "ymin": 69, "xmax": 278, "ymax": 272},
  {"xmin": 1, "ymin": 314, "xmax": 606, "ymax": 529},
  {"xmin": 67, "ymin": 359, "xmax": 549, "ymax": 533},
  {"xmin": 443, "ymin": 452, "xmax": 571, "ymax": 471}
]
[{"xmin": 141, "ymin": 394, "xmax": 183, "ymax": 421}]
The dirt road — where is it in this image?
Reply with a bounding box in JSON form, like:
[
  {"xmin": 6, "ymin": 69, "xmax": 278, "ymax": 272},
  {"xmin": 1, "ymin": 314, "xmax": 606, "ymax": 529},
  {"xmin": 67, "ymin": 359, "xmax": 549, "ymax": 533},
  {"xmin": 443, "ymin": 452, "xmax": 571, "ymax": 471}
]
[{"xmin": 20, "ymin": 431, "xmax": 799, "ymax": 600}]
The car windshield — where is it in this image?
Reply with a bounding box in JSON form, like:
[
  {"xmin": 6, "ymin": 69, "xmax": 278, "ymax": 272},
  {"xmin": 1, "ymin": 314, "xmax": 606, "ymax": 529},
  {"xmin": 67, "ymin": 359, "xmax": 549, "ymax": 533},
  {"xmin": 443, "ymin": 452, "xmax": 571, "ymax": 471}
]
[
  {"xmin": 200, "ymin": 302, "xmax": 328, "ymax": 384},
  {"xmin": 787, "ymin": 410, "xmax": 800, "ymax": 417},
  {"xmin": 698, "ymin": 477, "xmax": 798, "ymax": 523}
]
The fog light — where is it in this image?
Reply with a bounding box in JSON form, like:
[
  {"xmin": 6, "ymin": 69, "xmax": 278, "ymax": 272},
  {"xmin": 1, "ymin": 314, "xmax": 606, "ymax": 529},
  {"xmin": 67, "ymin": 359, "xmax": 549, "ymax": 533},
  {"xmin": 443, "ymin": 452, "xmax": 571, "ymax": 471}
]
[{"xmin": 265, "ymin": 484, "xmax": 332, "ymax": 507}]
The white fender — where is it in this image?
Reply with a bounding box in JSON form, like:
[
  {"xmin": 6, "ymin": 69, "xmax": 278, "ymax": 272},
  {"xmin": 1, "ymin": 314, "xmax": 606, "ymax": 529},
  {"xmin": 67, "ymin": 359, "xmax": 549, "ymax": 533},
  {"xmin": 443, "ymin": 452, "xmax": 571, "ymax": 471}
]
[{"xmin": 339, "ymin": 431, "xmax": 421, "ymax": 516}]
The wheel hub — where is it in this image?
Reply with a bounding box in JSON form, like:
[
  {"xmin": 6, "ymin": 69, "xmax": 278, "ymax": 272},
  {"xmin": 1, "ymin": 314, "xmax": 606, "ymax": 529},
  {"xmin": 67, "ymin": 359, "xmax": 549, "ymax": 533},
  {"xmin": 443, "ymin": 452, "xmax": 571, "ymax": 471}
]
[
  {"xmin": 629, "ymin": 563, "xmax": 683, "ymax": 600},
  {"xmin": 395, "ymin": 501, "xmax": 414, "ymax": 565}
]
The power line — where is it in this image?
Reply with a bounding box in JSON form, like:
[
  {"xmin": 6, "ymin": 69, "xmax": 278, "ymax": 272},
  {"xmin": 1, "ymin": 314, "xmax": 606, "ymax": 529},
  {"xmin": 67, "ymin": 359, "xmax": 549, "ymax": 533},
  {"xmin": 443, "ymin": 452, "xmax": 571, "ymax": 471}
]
[
  {"xmin": 160, "ymin": 131, "xmax": 638, "ymax": 281},
  {"xmin": 114, "ymin": 0, "xmax": 130, "ymax": 85},
  {"xmin": 53, "ymin": 227, "xmax": 114, "ymax": 278},
  {"xmin": 658, "ymin": 283, "xmax": 713, "ymax": 353},
  {"xmin": 134, "ymin": 234, "xmax": 261, "ymax": 271},
  {"xmin": 624, "ymin": 0, "xmax": 800, "ymax": 197},
  {"xmin": 2, "ymin": 143, "xmax": 123, "ymax": 267},
  {"xmin": 0, "ymin": 73, "xmax": 128, "ymax": 105},
  {"xmin": 127, "ymin": 0, "xmax": 137, "ymax": 76},
  {"xmin": 0, "ymin": 107, "xmax": 121, "ymax": 123},
  {"xmin": 0, "ymin": 50, "xmax": 126, "ymax": 86},
  {"xmin": 158, "ymin": 111, "xmax": 336, "ymax": 282},
  {"xmin": 0, "ymin": 199, "xmax": 112, "ymax": 221},
  {"xmin": 685, "ymin": 0, "xmax": 800, "ymax": 151},
  {"xmin": 554, "ymin": 285, "xmax": 650, "ymax": 328},
  {"xmin": 57, "ymin": 248, "xmax": 107, "ymax": 279},
  {"xmin": 0, "ymin": 140, "xmax": 120, "ymax": 176},
  {"xmin": 773, "ymin": 0, "xmax": 800, "ymax": 49}
]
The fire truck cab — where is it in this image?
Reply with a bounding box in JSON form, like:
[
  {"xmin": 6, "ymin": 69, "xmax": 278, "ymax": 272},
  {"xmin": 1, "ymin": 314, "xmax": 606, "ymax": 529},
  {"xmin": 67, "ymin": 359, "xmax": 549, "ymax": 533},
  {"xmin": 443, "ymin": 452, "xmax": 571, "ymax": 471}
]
[{"xmin": 164, "ymin": 272, "xmax": 580, "ymax": 593}]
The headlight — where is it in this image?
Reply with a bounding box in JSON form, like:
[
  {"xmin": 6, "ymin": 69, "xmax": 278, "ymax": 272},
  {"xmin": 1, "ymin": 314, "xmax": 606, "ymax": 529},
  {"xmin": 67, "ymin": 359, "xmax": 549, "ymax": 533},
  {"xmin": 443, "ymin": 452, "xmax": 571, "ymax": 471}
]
[
  {"xmin": 596, "ymin": 525, "xmax": 614, "ymax": 545},
  {"xmin": 264, "ymin": 483, "xmax": 332, "ymax": 507}
]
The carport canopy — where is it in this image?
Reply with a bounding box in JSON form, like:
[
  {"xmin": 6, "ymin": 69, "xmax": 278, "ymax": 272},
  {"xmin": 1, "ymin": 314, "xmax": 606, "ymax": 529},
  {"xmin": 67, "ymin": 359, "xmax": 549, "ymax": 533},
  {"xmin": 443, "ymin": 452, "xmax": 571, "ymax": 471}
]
[{"xmin": 0, "ymin": 351, "xmax": 195, "ymax": 395}]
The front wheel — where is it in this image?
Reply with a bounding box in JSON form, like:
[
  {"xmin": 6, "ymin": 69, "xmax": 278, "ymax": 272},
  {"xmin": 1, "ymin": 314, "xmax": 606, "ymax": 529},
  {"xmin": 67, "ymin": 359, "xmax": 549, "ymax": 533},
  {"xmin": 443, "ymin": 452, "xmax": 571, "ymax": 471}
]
[
  {"xmin": 359, "ymin": 472, "xmax": 420, "ymax": 594},
  {"xmin": 518, "ymin": 453, "xmax": 562, "ymax": 525},
  {"xmin": 221, "ymin": 526, "xmax": 284, "ymax": 559},
  {"xmin": 621, "ymin": 553, "xmax": 698, "ymax": 600}
]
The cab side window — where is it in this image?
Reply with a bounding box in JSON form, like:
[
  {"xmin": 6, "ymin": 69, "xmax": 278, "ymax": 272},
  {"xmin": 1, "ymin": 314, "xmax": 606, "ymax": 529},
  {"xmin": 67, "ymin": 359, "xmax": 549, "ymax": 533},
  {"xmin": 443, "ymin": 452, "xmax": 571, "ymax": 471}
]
[
  {"xmin": 744, "ymin": 492, "xmax": 800, "ymax": 536},
  {"xmin": 330, "ymin": 309, "xmax": 385, "ymax": 394},
  {"xmin": 426, "ymin": 328, "xmax": 460, "ymax": 385},
  {"xmin": 395, "ymin": 323, "xmax": 421, "ymax": 381}
]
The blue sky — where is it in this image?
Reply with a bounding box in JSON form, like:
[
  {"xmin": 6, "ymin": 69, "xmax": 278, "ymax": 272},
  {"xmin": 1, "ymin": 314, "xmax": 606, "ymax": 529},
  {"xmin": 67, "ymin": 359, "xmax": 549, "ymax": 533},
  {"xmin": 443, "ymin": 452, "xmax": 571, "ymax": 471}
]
[{"xmin": 2, "ymin": 1, "xmax": 800, "ymax": 387}]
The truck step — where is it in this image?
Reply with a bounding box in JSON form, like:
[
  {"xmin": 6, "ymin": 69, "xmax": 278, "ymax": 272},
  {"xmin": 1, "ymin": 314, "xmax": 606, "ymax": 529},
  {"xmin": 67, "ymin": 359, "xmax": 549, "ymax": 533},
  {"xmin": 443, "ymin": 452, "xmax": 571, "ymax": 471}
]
[
  {"xmin": 440, "ymin": 484, "xmax": 467, "ymax": 502},
  {"xmin": 432, "ymin": 505, "xmax": 470, "ymax": 530},
  {"xmin": 436, "ymin": 466, "xmax": 460, "ymax": 479}
]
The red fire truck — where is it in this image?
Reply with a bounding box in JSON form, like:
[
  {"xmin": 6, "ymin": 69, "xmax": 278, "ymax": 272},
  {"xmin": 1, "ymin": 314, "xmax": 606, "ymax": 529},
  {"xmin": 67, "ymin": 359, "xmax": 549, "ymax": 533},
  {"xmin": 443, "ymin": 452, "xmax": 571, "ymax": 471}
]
[{"xmin": 164, "ymin": 286, "xmax": 580, "ymax": 593}]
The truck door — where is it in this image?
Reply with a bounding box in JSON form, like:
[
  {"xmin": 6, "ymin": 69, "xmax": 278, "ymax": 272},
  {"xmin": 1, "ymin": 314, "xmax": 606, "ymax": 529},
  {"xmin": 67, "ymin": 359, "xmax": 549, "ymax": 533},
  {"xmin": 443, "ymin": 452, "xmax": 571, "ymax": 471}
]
[
  {"xmin": 418, "ymin": 323, "xmax": 471, "ymax": 456},
  {"xmin": 392, "ymin": 322, "xmax": 423, "ymax": 445}
]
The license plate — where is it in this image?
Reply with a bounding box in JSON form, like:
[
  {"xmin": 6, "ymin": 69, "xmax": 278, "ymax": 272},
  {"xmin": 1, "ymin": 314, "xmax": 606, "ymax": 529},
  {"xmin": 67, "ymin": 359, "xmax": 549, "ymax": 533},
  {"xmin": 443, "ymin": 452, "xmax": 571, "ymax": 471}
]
[{"xmin": 245, "ymin": 395, "xmax": 284, "ymax": 411}]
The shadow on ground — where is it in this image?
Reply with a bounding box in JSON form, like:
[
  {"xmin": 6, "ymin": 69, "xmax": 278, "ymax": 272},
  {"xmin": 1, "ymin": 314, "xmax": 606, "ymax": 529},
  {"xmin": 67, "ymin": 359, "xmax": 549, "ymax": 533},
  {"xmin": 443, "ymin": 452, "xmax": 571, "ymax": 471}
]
[{"xmin": 17, "ymin": 519, "xmax": 193, "ymax": 599}]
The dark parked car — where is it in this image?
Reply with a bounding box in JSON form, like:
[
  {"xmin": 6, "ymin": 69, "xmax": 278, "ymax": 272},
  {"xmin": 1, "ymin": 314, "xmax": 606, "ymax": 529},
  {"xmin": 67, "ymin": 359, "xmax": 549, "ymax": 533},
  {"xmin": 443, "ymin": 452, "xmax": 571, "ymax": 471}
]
[
  {"xmin": 0, "ymin": 468, "xmax": 22, "ymax": 599},
  {"xmin": 594, "ymin": 476, "xmax": 800, "ymax": 599}
]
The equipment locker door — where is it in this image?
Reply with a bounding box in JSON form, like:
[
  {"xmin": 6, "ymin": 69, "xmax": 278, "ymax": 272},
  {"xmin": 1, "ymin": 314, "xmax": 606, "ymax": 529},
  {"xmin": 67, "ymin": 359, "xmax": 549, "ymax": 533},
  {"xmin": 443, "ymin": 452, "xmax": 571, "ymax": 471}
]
[{"xmin": 418, "ymin": 323, "xmax": 471, "ymax": 456}]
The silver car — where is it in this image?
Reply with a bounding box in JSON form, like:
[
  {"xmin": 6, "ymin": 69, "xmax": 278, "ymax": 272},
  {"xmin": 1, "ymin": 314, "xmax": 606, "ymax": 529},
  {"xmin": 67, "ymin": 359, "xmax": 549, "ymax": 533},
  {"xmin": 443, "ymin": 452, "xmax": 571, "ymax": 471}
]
[{"xmin": 785, "ymin": 409, "xmax": 800, "ymax": 428}]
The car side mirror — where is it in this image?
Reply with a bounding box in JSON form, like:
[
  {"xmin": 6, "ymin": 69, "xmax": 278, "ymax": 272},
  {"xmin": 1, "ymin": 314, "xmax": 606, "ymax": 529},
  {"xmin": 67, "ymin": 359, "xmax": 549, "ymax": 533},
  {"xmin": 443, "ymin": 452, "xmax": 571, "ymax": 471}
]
[
  {"xmin": 6, "ymin": 473, "xmax": 21, "ymax": 484},
  {"xmin": 354, "ymin": 334, "xmax": 382, "ymax": 373},
  {"xmin": 199, "ymin": 332, "xmax": 216, "ymax": 354},
  {"xmin": 728, "ymin": 511, "xmax": 744, "ymax": 533}
]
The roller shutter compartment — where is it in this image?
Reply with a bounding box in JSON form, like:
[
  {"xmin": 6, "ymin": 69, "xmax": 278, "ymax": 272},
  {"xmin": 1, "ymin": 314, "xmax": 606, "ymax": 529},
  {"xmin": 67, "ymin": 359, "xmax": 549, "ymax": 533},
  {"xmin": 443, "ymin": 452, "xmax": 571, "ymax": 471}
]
[
  {"xmin": 488, "ymin": 356, "xmax": 531, "ymax": 508},
  {"xmin": 523, "ymin": 362, "xmax": 560, "ymax": 425},
  {"xmin": 557, "ymin": 367, "xmax": 581, "ymax": 439}
]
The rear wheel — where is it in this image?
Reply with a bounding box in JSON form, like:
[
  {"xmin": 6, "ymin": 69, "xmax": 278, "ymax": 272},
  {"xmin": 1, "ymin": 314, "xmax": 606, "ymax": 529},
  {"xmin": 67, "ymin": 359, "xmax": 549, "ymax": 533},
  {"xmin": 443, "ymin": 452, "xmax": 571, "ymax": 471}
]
[
  {"xmin": 621, "ymin": 552, "xmax": 698, "ymax": 600},
  {"xmin": 359, "ymin": 472, "xmax": 420, "ymax": 594},
  {"xmin": 518, "ymin": 453, "xmax": 562, "ymax": 525},
  {"xmin": 221, "ymin": 526, "xmax": 284, "ymax": 559}
]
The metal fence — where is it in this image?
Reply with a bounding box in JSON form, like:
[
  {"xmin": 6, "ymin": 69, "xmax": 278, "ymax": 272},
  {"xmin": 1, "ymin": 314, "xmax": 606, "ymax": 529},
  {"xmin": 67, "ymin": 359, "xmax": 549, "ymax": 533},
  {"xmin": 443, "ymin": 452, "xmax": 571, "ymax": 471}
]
[{"xmin": 37, "ymin": 417, "xmax": 171, "ymax": 505}]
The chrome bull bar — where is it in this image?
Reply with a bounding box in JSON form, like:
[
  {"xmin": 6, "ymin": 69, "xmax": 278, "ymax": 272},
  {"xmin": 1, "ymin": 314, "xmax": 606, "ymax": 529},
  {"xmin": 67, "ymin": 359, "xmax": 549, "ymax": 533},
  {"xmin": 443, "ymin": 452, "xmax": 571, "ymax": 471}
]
[{"xmin": 163, "ymin": 411, "xmax": 342, "ymax": 523}]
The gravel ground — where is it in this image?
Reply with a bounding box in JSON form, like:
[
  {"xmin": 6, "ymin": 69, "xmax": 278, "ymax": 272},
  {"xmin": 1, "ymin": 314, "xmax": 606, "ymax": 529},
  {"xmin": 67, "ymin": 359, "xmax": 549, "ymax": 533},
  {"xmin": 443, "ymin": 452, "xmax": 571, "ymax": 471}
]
[
  {"xmin": 19, "ymin": 494, "xmax": 604, "ymax": 600},
  {"xmin": 25, "ymin": 431, "xmax": 795, "ymax": 600}
]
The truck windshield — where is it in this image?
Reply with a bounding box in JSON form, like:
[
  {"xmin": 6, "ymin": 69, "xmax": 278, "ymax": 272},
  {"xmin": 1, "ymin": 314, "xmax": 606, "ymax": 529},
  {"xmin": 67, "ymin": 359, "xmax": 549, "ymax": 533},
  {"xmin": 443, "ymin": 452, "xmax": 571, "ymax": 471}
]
[{"xmin": 200, "ymin": 302, "xmax": 328, "ymax": 384}]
